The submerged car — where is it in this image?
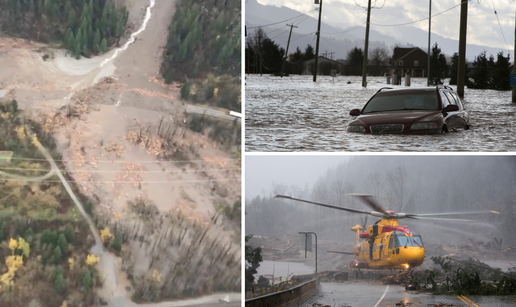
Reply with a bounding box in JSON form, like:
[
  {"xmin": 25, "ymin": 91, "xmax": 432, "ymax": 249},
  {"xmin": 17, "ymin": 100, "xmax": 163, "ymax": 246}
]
[{"xmin": 347, "ymin": 86, "xmax": 470, "ymax": 134}]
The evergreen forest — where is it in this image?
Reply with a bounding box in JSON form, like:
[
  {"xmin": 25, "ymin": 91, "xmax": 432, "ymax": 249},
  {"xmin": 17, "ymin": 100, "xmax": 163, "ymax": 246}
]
[
  {"xmin": 161, "ymin": 0, "xmax": 241, "ymax": 112},
  {"xmin": 0, "ymin": 0, "xmax": 128, "ymax": 58}
]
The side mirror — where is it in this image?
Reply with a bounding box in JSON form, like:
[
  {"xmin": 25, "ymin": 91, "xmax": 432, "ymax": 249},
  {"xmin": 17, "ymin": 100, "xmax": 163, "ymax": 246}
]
[
  {"xmin": 350, "ymin": 109, "xmax": 361, "ymax": 116},
  {"xmin": 444, "ymin": 105, "xmax": 459, "ymax": 112}
]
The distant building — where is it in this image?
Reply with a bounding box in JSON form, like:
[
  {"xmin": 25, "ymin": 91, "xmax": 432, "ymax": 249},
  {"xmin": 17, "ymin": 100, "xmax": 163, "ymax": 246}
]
[
  {"xmin": 302, "ymin": 56, "xmax": 346, "ymax": 75},
  {"xmin": 390, "ymin": 47, "xmax": 428, "ymax": 78}
]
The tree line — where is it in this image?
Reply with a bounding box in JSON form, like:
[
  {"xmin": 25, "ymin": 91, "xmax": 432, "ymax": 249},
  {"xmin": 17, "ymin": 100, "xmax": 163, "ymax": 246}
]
[
  {"xmin": 430, "ymin": 44, "xmax": 512, "ymax": 90},
  {"xmin": 160, "ymin": 0, "xmax": 240, "ymax": 82},
  {"xmin": 245, "ymin": 29, "xmax": 513, "ymax": 90},
  {"xmin": 160, "ymin": 0, "xmax": 240, "ymax": 112},
  {"xmin": 245, "ymin": 28, "xmax": 390, "ymax": 76},
  {"xmin": 0, "ymin": 0, "xmax": 128, "ymax": 58}
]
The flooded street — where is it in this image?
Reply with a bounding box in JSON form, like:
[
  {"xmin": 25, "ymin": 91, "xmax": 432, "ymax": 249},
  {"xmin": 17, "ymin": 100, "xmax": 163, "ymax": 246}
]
[{"xmin": 245, "ymin": 75, "xmax": 516, "ymax": 151}]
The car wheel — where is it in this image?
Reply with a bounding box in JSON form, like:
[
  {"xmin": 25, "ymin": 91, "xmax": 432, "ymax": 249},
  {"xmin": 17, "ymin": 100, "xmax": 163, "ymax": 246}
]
[
  {"xmin": 465, "ymin": 124, "xmax": 470, "ymax": 130},
  {"xmin": 441, "ymin": 125, "xmax": 448, "ymax": 133}
]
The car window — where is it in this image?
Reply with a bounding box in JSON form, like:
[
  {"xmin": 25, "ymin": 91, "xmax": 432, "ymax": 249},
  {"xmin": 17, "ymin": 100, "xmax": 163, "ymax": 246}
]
[
  {"xmin": 363, "ymin": 92, "xmax": 439, "ymax": 113},
  {"xmin": 451, "ymin": 92, "xmax": 464, "ymax": 110},
  {"xmin": 439, "ymin": 91, "xmax": 450, "ymax": 108},
  {"xmin": 444, "ymin": 91, "xmax": 457, "ymax": 105}
]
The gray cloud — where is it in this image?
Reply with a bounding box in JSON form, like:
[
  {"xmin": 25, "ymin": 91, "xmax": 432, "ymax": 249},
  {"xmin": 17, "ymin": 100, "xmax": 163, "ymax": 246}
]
[
  {"xmin": 256, "ymin": 0, "xmax": 514, "ymax": 53},
  {"xmin": 245, "ymin": 155, "xmax": 350, "ymax": 199}
]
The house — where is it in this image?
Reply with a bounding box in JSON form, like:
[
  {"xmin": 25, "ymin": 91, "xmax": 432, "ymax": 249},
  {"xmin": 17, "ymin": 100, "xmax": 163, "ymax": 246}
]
[
  {"xmin": 390, "ymin": 47, "xmax": 428, "ymax": 78},
  {"xmin": 302, "ymin": 56, "xmax": 346, "ymax": 75}
]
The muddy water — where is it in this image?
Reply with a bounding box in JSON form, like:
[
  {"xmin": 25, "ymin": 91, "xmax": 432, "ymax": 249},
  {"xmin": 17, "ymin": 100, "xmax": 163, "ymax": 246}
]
[{"xmin": 245, "ymin": 75, "xmax": 516, "ymax": 152}]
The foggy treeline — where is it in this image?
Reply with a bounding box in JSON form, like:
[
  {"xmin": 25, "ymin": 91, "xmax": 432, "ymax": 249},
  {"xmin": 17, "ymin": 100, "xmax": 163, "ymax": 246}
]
[{"xmin": 246, "ymin": 156, "xmax": 516, "ymax": 247}]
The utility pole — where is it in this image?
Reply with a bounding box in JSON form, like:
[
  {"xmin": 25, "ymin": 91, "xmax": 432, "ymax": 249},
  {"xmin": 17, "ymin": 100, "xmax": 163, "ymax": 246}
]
[
  {"xmin": 457, "ymin": 0, "xmax": 468, "ymax": 98},
  {"xmin": 313, "ymin": 0, "xmax": 323, "ymax": 82},
  {"xmin": 427, "ymin": 0, "xmax": 432, "ymax": 86},
  {"xmin": 281, "ymin": 24, "xmax": 297, "ymax": 78},
  {"xmin": 512, "ymin": 6, "xmax": 516, "ymax": 102},
  {"xmin": 361, "ymin": 0, "xmax": 372, "ymax": 88}
]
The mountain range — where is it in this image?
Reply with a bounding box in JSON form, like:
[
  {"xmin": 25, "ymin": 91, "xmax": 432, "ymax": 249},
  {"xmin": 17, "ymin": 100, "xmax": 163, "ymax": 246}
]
[{"xmin": 245, "ymin": 0, "xmax": 509, "ymax": 61}]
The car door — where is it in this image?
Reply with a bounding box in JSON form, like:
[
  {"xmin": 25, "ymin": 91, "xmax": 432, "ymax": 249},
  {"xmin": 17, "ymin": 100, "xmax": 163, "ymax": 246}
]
[
  {"xmin": 439, "ymin": 90, "xmax": 459, "ymax": 130},
  {"xmin": 450, "ymin": 91, "xmax": 469, "ymax": 127}
]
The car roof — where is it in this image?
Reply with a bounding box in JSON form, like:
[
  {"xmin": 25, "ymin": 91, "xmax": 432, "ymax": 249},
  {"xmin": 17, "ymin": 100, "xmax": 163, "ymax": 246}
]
[{"xmin": 375, "ymin": 87, "xmax": 441, "ymax": 96}]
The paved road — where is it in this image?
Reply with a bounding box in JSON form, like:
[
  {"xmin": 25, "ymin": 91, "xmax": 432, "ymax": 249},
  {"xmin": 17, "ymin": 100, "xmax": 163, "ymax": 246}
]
[{"xmin": 304, "ymin": 282, "xmax": 516, "ymax": 307}]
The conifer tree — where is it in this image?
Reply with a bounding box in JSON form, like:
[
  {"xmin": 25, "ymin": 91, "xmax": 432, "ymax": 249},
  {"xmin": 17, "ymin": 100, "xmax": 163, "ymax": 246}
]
[
  {"xmin": 54, "ymin": 273, "xmax": 65, "ymax": 293},
  {"xmin": 100, "ymin": 38, "xmax": 107, "ymax": 53},
  {"xmin": 93, "ymin": 28, "xmax": 101, "ymax": 52},
  {"xmin": 81, "ymin": 269, "xmax": 92, "ymax": 291},
  {"xmin": 492, "ymin": 51, "xmax": 512, "ymax": 90}
]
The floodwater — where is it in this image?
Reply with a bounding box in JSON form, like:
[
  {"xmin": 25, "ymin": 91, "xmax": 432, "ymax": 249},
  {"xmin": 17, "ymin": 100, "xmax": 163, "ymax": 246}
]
[{"xmin": 245, "ymin": 75, "xmax": 516, "ymax": 151}]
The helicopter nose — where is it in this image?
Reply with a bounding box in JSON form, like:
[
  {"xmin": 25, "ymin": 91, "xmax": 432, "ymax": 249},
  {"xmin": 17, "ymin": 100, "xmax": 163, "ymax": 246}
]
[{"xmin": 403, "ymin": 247, "xmax": 425, "ymax": 267}]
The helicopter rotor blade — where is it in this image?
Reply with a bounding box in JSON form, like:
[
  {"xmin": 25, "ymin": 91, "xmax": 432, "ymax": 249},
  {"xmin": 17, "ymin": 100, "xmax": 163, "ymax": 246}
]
[
  {"xmin": 405, "ymin": 211, "xmax": 500, "ymax": 218},
  {"xmin": 275, "ymin": 195, "xmax": 373, "ymax": 216},
  {"xmin": 327, "ymin": 250, "xmax": 355, "ymax": 255},
  {"xmin": 348, "ymin": 193, "xmax": 387, "ymax": 215},
  {"xmin": 405, "ymin": 216, "xmax": 476, "ymax": 222}
]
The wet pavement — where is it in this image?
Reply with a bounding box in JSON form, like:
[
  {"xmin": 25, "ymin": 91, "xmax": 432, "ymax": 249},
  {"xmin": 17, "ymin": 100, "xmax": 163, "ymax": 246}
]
[
  {"xmin": 245, "ymin": 75, "xmax": 516, "ymax": 152},
  {"xmin": 304, "ymin": 282, "xmax": 516, "ymax": 307}
]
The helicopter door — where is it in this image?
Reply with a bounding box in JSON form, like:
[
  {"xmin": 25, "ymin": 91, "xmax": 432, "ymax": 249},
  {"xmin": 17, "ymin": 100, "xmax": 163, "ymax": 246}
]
[{"xmin": 373, "ymin": 239, "xmax": 382, "ymax": 260}]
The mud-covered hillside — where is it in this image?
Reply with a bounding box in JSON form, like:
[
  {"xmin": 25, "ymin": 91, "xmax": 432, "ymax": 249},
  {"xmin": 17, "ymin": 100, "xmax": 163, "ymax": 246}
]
[{"xmin": 0, "ymin": 0, "xmax": 128, "ymax": 57}]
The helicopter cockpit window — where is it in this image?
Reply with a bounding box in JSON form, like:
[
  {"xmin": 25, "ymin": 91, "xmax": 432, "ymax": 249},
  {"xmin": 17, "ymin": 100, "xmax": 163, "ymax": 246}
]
[
  {"xmin": 412, "ymin": 235, "xmax": 424, "ymax": 247},
  {"xmin": 395, "ymin": 236, "xmax": 412, "ymax": 247},
  {"xmin": 389, "ymin": 237, "xmax": 394, "ymax": 249},
  {"xmin": 395, "ymin": 235, "xmax": 424, "ymax": 248}
]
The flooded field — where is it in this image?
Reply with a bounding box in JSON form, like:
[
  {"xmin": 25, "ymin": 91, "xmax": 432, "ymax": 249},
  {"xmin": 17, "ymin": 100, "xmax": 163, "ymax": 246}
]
[{"xmin": 245, "ymin": 75, "xmax": 516, "ymax": 151}]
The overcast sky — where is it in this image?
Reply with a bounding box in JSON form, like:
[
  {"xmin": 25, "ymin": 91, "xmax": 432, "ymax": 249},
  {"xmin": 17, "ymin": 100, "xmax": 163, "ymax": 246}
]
[
  {"xmin": 245, "ymin": 155, "xmax": 350, "ymax": 199},
  {"xmin": 254, "ymin": 0, "xmax": 515, "ymax": 54}
]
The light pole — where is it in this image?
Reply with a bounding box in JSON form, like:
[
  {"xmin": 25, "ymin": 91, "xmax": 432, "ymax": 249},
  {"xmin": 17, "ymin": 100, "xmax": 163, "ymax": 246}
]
[
  {"xmin": 361, "ymin": 0, "xmax": 372, "ymax": 87},
  {"xmin": 511, "ymin": 6, "xmax": 516, "ymax": 102},
  {"xmin": 299, "ymin": 232, "xmax": 317, "ymax": 278},
  {"xmin": 313, "ymin": 0, "xmax": 323, "ymax": 82},
  {"xmin": 427, "ymin": 0, "xmax": 432, "ymax": 86}
]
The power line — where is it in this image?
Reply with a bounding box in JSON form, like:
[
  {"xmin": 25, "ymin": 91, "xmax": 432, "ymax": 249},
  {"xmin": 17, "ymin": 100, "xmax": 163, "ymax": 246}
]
[
  {"xmin": 270, "ymin": 28, "xmax": 291, "ymax": 40},
  {"xmin": 354, "ymin": 0, "xmax": 385, "ymax": 10},
  {"xmin": 247, "ymin": 9, "xmax": 317, "ymax": 29},
  {"xmin": 0, "ymin": 167, "xmax": 240, "ymax": 173},
  {"xmin": 321, "ymin": 22, "xmax": 367, "ymax": 35},
  {"xmin": 0, "ymin": 178, "xmax": 241, "ymax": 184},
  {"xmin": 7, "ymin": 157, "xmax": 240, "ymax": 164},
  {"xmin": 369, "ymin": 0, "xmax": 468, "ymax": 27},
  {"xmin": 490, "ymin": 0, "xmax": 510, "ymax": 53}
]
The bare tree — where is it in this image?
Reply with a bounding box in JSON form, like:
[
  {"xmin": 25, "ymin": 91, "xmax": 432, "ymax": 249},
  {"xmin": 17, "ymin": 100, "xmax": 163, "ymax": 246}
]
[
  {"xmin": 331, "ymin": 180, "xmax": 346, "ymax": 206},
  {"xmin": 369, "ymin": 47, "xmax": 389, "ymax": 67},
  {"xmin": 385, "ymin": 166, "xmax": 407, "ymax": 212},
  {"xmin": 251, "ymin": 27, "xmax": 268, "ymax": 75}
]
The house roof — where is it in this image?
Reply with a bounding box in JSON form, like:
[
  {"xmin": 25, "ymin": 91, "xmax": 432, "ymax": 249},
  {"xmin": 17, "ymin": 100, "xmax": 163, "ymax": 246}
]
[
  {"xmin": 305, "ymin": 56, "xmax": 346, "ymax": 66},
  {"xmin": 393, "ymin": 47, "xmax": 427, "ymax": 61}
]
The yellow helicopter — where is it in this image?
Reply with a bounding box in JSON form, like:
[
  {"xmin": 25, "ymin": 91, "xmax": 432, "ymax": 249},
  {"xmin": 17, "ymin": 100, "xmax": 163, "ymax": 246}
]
[{"xmin": 275, "ymin": 194, "xmax": 499, "ymax": 270}]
